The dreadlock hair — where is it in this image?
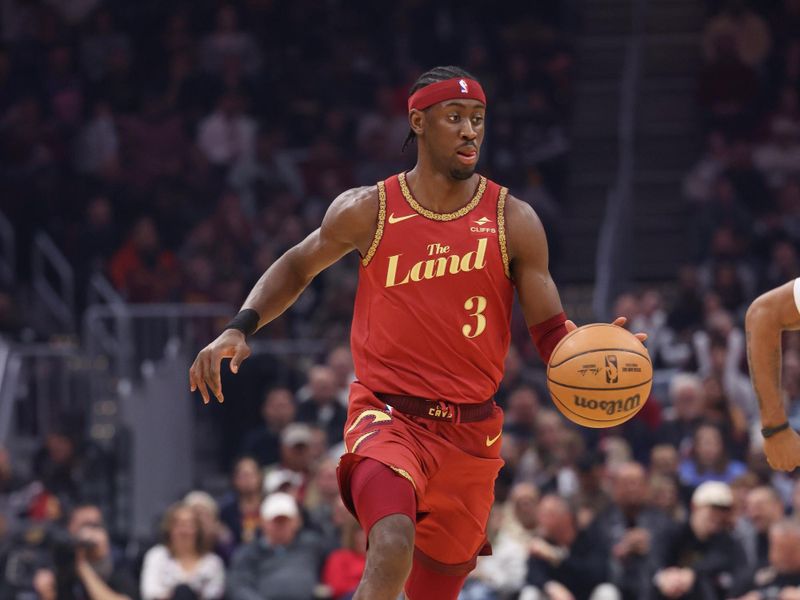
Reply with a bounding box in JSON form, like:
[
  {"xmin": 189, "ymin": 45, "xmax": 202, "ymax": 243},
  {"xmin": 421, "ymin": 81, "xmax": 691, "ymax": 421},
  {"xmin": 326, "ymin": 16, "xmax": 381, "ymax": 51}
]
[{"xmin": 402, "ymin": 65, "xmax": 480, "ymax": 152}]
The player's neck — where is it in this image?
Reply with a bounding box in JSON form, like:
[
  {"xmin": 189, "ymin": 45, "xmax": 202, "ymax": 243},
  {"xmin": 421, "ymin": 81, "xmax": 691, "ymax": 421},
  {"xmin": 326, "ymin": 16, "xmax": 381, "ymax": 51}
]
[{"xmin": 404, "ymin": 163, "xmax": 480, "ymax": 214}]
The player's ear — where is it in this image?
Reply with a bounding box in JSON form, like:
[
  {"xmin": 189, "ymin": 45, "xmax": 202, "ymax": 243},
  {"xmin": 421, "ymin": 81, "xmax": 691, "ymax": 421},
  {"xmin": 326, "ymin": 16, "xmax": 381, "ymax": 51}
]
[{"xmin": 409, "ymin": 109, "xmax": 424, "ymax": 136}]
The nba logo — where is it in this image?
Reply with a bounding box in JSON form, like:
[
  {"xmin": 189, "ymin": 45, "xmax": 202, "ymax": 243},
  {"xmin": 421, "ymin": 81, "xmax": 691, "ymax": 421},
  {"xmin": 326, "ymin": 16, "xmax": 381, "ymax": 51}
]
[
  {"xmin": 459, "ymin": 79, "xmax": 468, "ymax": 94},
  {"xmin": 604, "ymin": 355, "xmax": 619, "ymax": 384}
]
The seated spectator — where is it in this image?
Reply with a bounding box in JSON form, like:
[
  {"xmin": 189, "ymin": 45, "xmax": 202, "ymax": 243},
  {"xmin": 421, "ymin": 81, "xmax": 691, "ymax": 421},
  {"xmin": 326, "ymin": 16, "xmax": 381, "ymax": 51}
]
[
  {"xmin": 196, "ymin": 90, "xmax": 257, "ymax": 168},
  {"xmin": 732, "ymin": 520, "xmax": 800, "ymax": 600},
  {"xmin": 295, "ymin": 366, "xmax": 347, "ymax": 445},
  {"xmin": 140, "ymin": 502, "xmax": 225, "ymax": 600},
  {"xmin": 240, "ymin": 388, "xmax": 296, "ymax": 466},
  {"xmin": 218, "ymin": 456, "xmax": 264, "ymax": 547},
  {"xmin": 462, "ymin": 505, "xmax": 528, "ymax": 600},
  {"xmin": 697, "ymin": 33, "xmax": 759, "ymax": 132},
  {"xmin": 325, "ymin": 345, "xmax": 354, "ymax": 406},
  {"xmin": 32, "ymin": 415, "xmax": 112, "ymax": 515},
  {"xmin": 521, "ymin": 494, "xmax": 613, "ymax": 600},
  {"xmin": 498, "ymin": 482, "xmax": 540, "ymax": 547},
  {"xmin": 263, "ymin": 424, "xmax": 314, "ymax": 502},
  {"xmin": 678, "ymin": 422, "xmax": 747, "ymax": 488},
  {"xmin": 703, "ymin": 0, "xmax": 771, "ymax": 67},
  {"xmin": 574, "ymin": 452, "xmax": 612, "ymax": 528},
  {"xmin": 304, "ymin": 458, "xmax": 342, "ymax": 552},
  {"xmin": 598, "ymin": 461, "xmax": 673, "ymax": 600},
  {"xmin": 320, "ymin": 512, "xmax": 366, "ymax": 600},
  {"xmin": 199, "ymin": 4, "xmax": 262, "ymax": 76},
  {"xmin": 227, "ymin": 493, "xmax": 324, "ymax": 600},
  {"xmin": 31, "ymin": 503, "xmax": 139, "ymax": 600},
  {"xmin": 649, "ymin": 474, "xmax": 686, "ymax": 524},
  {"xmin": 183, "ymin": 491, "xmax": 235, "ymax": 563},
  {"xmin": 657, "ymin": 374, "xmax": 706, "ymax": 457},
  {"xmin": 651, "ymin": 481, "xmax": 748, "ymax": 600},
  {"xmin": 735, "ymin": 486, "xmax": 786, "ymax": 574},
  {"xmin": 71, "ymin": 504, "xmax": 137, "ymax": 599},
  {"xmin": 108, "ymin": 217, "xmax": 180, "ymax": 302},
  {"xmin": 504, "ymin": 386, "xmax": 542, "ymax": 438}
]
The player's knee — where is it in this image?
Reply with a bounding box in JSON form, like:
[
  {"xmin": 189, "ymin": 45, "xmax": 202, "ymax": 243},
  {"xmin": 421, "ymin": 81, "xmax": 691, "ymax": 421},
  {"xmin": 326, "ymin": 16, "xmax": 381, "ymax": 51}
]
[{"xmin": 368, "ymin": 513, "xmax": 415, "ymax": 566}]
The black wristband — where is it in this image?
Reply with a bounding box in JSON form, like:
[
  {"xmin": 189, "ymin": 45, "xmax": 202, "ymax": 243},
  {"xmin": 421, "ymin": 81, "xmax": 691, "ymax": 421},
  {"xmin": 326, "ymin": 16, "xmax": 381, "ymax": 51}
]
[
  {"xmin": 761, "ymin": 421, "xmax": 791, "ymax": 439},
  {"xmin": 224, "ymin": 309, "xmax": 260, "ymax": 336}
]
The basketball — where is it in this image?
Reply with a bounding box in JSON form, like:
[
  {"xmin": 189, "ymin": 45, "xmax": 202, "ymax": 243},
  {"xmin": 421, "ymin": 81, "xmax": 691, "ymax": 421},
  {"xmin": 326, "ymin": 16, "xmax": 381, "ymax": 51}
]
[{"xmin": 547, "ymin": 324, "xmax": 652, "ymax": 428}]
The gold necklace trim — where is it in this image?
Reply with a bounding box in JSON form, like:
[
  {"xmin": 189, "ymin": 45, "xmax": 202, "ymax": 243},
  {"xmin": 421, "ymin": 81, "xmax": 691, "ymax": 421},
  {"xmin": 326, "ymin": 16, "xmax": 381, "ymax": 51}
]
[
  {"xmin": 361, "ymin": 181, "xmax": 386, "ymax": 267},
  {"xmin": 497, "ymin": 187, "xmax": 511, "ymax": 279},
  {"xmin": 398, "ymin": 172, "xmax": 486, "ymax": 221}
]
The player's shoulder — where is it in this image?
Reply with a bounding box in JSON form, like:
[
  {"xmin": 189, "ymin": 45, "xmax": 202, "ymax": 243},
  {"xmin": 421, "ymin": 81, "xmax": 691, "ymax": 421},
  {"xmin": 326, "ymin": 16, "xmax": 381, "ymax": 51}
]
[
  {"xmin": 325, "ymin": 185, "xmax": 379, "ymax": 225},
  {"xmin": 502, "ymin": 193, "xmax": 546, "ymax": 235},
  {"xmin": 321, "ymin": 185, "xmax": 380, "ymax": 245}
]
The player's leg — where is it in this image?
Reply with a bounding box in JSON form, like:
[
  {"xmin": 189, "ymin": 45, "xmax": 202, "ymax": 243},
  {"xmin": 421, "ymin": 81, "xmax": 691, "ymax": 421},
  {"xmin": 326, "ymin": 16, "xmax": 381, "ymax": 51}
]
[
  {"xmin": 404, "ymin": 558, "xmax": 468, "ymax": 600},
  {"xmin": 349, "ymin": 457, "xmax": 417, "ymax": 600}
]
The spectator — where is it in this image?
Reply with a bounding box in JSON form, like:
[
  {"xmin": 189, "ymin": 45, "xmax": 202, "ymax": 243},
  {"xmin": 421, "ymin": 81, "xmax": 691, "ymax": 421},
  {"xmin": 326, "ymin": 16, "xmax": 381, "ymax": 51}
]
[
  {"xmin": 504, "ymin": 386, "xmax": 542, "ymax": 438},
  {"xmin": 658, "ymin": 374, "xmax": 706, "ymax": 457},
  {"xmin": 598, "ymin": 462, "xmax": 673, "ymax": 600},
  {"xmin": 325, "ymin": 345, "xmax": 354, "ymax": 406},
  {"xmin": 196, "ymin": 90, "xmax": 257, "ymax": 168},
  {"xmin": 649, "ymin": 474, "xmax": 686, "ymax": 524},
  {"xmin": 320, "ymin": 511, "xmax": 366, "ymax": 600},
  {"xmin": 703, "ymin": 0, "xmax": 772, "ymax": 67},
  {"xmin": 651, "ymin": 481, "xmax": 748, "ymax": 600},
  {"xmin": 262, "ymin": 423, "xmax": 314, "ymax": 502},
  {"xmin": 462, "ymin": 505, "xmax": 528, "ymax": 599},
  {"xmin": 140, "ymin": 502, "xmax": 225, "ymax": 600},
  {"xmin": 295, "ymin": 366, "xmax": 347, "ymax": 445},
  {"xmin": 731, "ymin": 520, "xmax": 800, "ymax": 600},
  {"xmin": 678, "ymin": 422, "xmax": 748, "ymax": 488},
  {"xmin": 521, "ymin": 494, "xmax": 613, "ymax": 600},
  {"xmin": 303, "ymin": 458, "xmax": 341, "ymax": 551},
  {"xmin": 735, "ymin": 486, "xmax": 786, "ymax": 574},
  {"xmin": 108, "ymin": 217, "xmax": 181, "ymax": 302},
  {"xmin": 199, "ymin": 4, "xmax": 262, "ymax": 76},
  {"xmin": 219, "ymin": 456, "xmax": 264, "ymax": 548},
  {"xmin": 69, "ymin": 503, "xmax": 139, "ymax": 600},
  {"xmin": 240, "ymin": 388, "xmax": 296, "ymax": 466},
  {"xmin": 183, "ymin": 491, "xmax": 235, "ymax": 563},
  {"xmin": 227, "ymin": 493, "xmax": 324, "ymax": 600}
]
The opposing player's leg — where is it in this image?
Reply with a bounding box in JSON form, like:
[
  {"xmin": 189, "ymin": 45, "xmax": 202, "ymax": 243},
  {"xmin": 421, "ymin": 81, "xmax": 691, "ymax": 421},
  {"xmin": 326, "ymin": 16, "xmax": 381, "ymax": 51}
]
[{"xmin": 348, "ymin": 458, "xmax": 417, "ymax": 600}]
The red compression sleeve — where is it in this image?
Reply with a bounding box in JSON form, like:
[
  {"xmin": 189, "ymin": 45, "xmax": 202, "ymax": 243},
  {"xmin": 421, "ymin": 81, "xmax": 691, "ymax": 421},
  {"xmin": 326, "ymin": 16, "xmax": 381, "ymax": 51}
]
[
  {"xmin": 529, "ymin": 311, "xmax": 568, "ymax": 364},
  {"xmin": 350, "ymin": 458, "xmax": 416, "ymax": 537}
]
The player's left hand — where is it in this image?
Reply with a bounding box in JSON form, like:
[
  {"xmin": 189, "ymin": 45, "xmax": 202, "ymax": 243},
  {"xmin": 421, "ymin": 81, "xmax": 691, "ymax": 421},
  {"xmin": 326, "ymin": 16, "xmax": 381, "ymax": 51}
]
[
  {"xmin": 565, "ymin": 316, "xmax": 647, "ymax": 343},
  {"xmin": 764, "ymin": 427, "xmax": 800, "ymax": 472}
]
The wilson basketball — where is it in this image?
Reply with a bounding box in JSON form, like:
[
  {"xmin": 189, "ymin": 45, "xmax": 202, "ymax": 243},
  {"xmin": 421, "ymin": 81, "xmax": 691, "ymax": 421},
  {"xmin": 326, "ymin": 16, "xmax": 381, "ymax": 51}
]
[{"xmin": 546, "ymin": 324, "xmax": 652, "ymax": 428}]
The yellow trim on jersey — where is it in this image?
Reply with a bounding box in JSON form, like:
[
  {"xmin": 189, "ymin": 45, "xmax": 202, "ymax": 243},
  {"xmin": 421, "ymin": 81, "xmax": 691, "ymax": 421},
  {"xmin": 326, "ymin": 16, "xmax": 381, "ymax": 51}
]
[
  {"xmin": 497, "ymin": 187, "xmax": 511, "ymax": 279},
  {"xmin": 389, "ymin": 465, "xmax": 417, "ymax": 489},
  {"xmin": 398, "ymin": 172, "xmax": 487, "ymax": 222},
  {"xmin": 361, "ymin": 181, "xmax": 386, "ymax": 267}
]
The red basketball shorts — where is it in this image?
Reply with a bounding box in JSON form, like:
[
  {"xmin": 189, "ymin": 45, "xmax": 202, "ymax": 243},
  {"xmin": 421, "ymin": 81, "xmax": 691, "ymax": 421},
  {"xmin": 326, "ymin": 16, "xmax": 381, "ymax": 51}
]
[{"xmin": 337, "ymin": 381, "xmax": 504, "ymax": 574}]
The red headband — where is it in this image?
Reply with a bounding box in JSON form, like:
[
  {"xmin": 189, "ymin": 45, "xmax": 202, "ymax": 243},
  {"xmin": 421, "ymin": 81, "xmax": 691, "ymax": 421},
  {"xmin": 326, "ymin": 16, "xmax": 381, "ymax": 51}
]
[{"xmin": 408, "ymin": 77, "xmax": 486, "ymax": 112}]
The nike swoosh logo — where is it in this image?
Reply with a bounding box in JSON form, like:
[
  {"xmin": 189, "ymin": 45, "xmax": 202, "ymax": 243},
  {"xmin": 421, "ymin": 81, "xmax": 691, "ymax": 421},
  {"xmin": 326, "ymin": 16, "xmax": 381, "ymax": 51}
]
[
  {"xmin": 486, "ymin": 432, "xmax": 502, "ymax": 447},
  {"xmin": 388, "ymin": 213, "xmax": 419, "ymax": 224}
]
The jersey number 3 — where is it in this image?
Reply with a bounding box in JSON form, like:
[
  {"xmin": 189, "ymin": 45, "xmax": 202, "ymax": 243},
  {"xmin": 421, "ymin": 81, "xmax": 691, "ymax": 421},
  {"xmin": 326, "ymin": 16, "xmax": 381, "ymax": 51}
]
[{"xmin": 462, "ymin": 295, "xmax": 487, "ymax": 338}]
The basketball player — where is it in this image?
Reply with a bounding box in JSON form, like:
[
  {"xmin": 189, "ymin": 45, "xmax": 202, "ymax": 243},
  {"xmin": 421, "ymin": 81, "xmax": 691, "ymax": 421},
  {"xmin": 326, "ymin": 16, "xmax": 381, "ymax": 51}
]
[
  {"xmin": 190, "ymin": 66, "xmax": 644, "ymax": 599},
  {"xmin": 745, "ymin": 280, "xmax": 800, "ymax": 471}
]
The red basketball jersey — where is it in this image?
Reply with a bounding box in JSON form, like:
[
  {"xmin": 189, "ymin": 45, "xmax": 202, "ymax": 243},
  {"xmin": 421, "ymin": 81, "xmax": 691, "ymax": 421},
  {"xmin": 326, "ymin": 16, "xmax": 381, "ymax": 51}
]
[{"xmin": 351, "ymin": 172, "xmax": 514, "ymax": 405}]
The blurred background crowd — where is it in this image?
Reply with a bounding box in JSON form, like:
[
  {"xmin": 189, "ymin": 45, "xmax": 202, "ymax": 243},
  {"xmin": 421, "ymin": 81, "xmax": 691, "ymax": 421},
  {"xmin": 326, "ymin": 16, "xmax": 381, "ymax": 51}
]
[{"xmin": 3, "ymin": 0, "xmax": 800, "ymax": 599}]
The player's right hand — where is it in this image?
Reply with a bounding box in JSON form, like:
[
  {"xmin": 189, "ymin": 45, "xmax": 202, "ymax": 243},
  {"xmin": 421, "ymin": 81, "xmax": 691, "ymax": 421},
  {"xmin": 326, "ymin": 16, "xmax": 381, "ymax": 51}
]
[
  {"xmin": 763, "ymin": 427, "xmax": 800, "ymax": 472},
  {"xmin": 189, "ymin": 329, "xmax": 251, "ymax": 404}
]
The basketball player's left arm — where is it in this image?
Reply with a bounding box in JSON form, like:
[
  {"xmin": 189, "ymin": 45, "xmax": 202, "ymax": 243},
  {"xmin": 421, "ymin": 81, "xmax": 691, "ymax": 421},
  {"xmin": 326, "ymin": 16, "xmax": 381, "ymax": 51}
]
[
  {"xmin": 505, "ymin": 196, "xmax": 645, "ymax": 351},
  {"xmin": 745, "ymin": 281, "xmax": 800, "ymax": 471}
]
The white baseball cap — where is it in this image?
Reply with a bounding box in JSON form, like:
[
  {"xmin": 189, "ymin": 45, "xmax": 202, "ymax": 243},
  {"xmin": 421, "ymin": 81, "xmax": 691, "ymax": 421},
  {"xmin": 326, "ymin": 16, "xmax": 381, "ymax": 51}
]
[
  {"xmin": 692, "ymin": 481, "xmax": 733, "ymax": 508},
  {"xmin": 260, "ymin": 492, "xmax": 299, "ymax": 520}
]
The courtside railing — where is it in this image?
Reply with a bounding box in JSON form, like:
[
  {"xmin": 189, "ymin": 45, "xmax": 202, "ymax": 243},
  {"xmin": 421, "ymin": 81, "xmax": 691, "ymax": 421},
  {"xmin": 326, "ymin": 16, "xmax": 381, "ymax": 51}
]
[{"xmin": 32, "ymin": 232, "xmax": 75, "ymax": 332}]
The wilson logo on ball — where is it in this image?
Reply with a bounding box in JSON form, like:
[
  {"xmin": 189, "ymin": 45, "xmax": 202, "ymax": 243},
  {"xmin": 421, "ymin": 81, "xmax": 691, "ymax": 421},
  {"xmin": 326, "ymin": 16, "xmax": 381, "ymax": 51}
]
[
  {"xmin": 574, "ymin": 393, "xmax": 641, "ymax": 416},
  {"xmin": 604, "ymin": 354, "xmax": 619, "ymax": 384}
]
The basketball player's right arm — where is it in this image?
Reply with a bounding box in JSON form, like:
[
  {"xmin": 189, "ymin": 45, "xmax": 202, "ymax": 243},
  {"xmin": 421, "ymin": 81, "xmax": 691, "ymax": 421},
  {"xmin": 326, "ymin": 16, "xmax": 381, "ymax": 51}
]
[
  {"xmin": 189, "ymin": 186, "xmax": 378, "ymax": 403},
  {"xmin": 745, "ymin": 280, "xmax": 800, "ymax": 471}
]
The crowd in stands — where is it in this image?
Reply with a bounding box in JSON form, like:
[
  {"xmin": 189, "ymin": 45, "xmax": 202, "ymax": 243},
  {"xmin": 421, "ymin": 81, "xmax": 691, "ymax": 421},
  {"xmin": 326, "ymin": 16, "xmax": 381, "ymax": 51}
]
[{"xmin": 3, "ymin": 0, "xmax": 800, "ymax": 599}]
